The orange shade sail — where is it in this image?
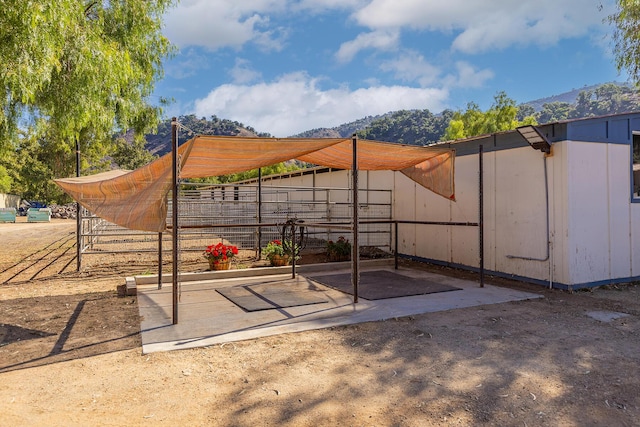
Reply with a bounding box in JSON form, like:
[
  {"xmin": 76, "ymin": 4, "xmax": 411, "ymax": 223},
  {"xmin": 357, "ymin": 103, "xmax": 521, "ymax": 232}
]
[{"xmin": 55, "ymin": 135, "xmax": 455, "ymax": 232}]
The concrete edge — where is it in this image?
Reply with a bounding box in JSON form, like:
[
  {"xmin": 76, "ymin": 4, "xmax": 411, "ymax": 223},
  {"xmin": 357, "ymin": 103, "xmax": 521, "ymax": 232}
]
[{"xmin": 124, "ymin": 258, "xmax": 394, "ymax": 292}]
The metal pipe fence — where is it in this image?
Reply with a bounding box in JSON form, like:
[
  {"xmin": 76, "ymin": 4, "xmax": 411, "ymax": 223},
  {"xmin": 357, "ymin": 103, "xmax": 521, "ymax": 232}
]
[{"xmin": 78, "ymin": 184, "xmax": 392, "ymax": 262}]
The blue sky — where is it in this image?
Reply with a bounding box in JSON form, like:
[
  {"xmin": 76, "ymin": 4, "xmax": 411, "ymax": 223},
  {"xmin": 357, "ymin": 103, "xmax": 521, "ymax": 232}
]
[{"xmin": 154, "ymin": 0, "xmax": 626, "ymax": 137}]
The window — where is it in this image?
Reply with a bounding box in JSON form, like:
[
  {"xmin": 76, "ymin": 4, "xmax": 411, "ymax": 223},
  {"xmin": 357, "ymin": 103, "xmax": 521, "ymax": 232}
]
[{"xmin": 633, "ymin": 133, "xmax": 640, "ymax": 199}]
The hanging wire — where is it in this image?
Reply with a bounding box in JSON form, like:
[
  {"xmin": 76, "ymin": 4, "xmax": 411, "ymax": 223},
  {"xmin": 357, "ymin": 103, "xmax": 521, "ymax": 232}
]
[{"xmin": 176, "ymin": 122, "xmax": 197, "ymax": 138}]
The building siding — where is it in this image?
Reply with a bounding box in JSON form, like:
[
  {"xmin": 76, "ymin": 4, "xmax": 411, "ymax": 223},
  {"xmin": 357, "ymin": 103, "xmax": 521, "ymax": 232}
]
[{"xmin": 251, "ymin": 112, "xmax": 640, "ymax": 289}]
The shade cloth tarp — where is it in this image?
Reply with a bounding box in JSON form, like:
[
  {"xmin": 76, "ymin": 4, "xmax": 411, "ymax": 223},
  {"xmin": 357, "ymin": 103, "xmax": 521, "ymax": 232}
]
[{"xmin": 55, "ymin": 135, "xmax": 455, "ymax": 232}]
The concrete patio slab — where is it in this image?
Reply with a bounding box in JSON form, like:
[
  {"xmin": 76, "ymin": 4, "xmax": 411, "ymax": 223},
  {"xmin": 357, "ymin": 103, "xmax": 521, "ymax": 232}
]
[{"xmin": 136, "ymin": 262, "xmax": 543, "ymax": 353}]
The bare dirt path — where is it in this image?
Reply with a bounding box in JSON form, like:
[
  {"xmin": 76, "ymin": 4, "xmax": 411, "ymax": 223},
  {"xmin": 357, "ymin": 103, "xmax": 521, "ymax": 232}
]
[{"xmin": 1, "ymin": 220, "xmax": 640, "ymax": 426}]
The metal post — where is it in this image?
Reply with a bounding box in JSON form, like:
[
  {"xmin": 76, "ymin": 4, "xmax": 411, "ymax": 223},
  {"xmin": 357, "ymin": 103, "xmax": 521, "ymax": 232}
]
[
  {"xmin": 351, "ymin": 134, "xmax": 359, "ymax": 303},
  {"xmin": 325, "ymin": 189, "xmax": 330, "ymax": 243},
  {"xmin": 479, "ymin": 145, "xmax": 484, "ymax": 288},
  {"xmin": 394, "ymin": 221, "xmax": 399, "ymax": 270},
  {"xmin": 171, "ymin": 117, "xmax": 179, "ymax": 324},
  {"xmin": 76, "ymin": 137, "xmax": 82, "ymax": 271},
  {"xmin": 291, "ymin": 223, "xmax": 296, "ymax": 279},
  {"xmin": 257, "ymin": 168, "xmax": 262, "ymax": 259},
  {"xmin": 158, "ymin": 232, "xmax": 163, "ymax": 290}
]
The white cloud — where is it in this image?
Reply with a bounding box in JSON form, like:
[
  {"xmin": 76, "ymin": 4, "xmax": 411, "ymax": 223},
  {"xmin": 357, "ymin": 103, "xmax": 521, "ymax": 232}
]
[
  {"xmin": 378, "ymin": 52, "xmax": 493, "ymax": 90},
  {"xmin": 447, "ymin": 61, "xmax": 494, "ymax": 89},
  {"xmin": 379, "ymin": 50, "xmax": 441, "ymax": 87},
  {"xmin": 335, "ymin": 30, "xmax": 400, "ymax": 63},
  {"xmin": 193, "ymin": 72, "xmax": 448, "ymax": 136},
  {"xmin": 351, "ymin": 0, "xmax": 614, "ymax": 54},
  {"xmin": 229, "ymin": 59, "xmax": 262, "ymax": 84},
  {"xmin": 293, "ymin": 0, "xmax": 364, "ymax": 13},
  {"xmin": 164, "ymin": 0, "xmax": 288, "ymax": 51},
  {"xmin": 165, "ymin": 0, "xmax": 615, "ymax": 57},
  {"xmin": 161, "ymin": 0, "xmax": 615, "ymax": 136}
]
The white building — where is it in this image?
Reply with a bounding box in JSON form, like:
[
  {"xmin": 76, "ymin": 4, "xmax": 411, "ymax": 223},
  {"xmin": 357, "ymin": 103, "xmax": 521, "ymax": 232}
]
[{"xmin": 260, "ymin": 112, "xmax": 640, "ymax": 290}]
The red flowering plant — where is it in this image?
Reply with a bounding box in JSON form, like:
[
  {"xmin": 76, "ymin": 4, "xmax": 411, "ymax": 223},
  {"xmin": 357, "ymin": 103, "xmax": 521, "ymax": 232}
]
[
  {"xmin": 204, "ymin": 242, "xmax": 239, "ymax": 265},
  {"xmin": 262, "ymin": 240, "xmax": 286, "ymax": 258},
  {"xmin": 327, "ymin": 236, "xmax": 351, "ymax": 261}
]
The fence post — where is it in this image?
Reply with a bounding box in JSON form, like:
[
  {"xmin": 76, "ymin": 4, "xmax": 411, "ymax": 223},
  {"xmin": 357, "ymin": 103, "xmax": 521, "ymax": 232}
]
[
  {"xmin": 172, "ymin": 117, "xmax": 179, "ymax": 324},
  {"xmin": 479, "ymin": 144, "xmax": 484, "ymax": 288}
]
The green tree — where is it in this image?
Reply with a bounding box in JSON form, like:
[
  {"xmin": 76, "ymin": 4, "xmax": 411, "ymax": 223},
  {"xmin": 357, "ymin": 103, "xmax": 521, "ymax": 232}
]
[
  {"xmin": 608, "ymin": 1, "xmax": 640, "ymax": 84},
  {"xmin": 442, "ymin": 92, "xmax": 537, "ymax": 140},
  {"xmin": 537, "ymin": 102, "xmax": 573, "ymax": 123},
  {"xmin": 11, "ymin": 134, "xmax": 70, "ymax": 203},
  {"xmin": 358, "ymin": 109, "xmax": 453, "ymax": 146},
  {"xmin": 112, "ymin": 136, "xmax": 157, "ymax": 170},
  {"xmin": 516, "ymin": 104, "xmax": 536, "ymax": 121},
  {"xmin": 562, "ymin": 84, "xmax": 640, "ymax": 120},
  {"xmin": 0, "ymin": 165, "xmax": 11, "ymax": 193},
  {"xmin": 0, "ymin": 0, "xmax": 175, "ymax": 199}
]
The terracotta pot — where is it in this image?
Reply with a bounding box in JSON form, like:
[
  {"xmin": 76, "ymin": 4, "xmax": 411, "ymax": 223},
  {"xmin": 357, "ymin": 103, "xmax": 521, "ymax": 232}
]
[
  {"xmin": 209, "ymin": 259, "xmax": 231, "ymax": 270},
  {"xmin": 269, "ymin": 254, "xmax": 290, "ymax": 266},
  {"xmin": 328, "ymin": 253, "xmax": 350, "ymax": 262}
]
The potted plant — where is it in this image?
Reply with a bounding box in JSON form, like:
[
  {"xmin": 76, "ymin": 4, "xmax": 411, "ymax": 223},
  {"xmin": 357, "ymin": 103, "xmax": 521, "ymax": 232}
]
[
  {"xmin": 327, "ymin": 236, "xmax": 351, "ymax": 262},
  {"xmin": 262, "ymin": 239, "xmax": 299, "ymax": 266},
  {"xmin": 203, "ymin": 242, "xmax": 238, "ymax": 270}
]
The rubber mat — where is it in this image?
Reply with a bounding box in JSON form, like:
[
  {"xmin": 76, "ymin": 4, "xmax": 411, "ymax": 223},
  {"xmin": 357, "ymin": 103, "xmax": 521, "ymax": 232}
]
[
  {"xmin": 217, "ymin": 279, "xmax": 328, "ymax": 312},
  {"xmin": 308, "ymin": 270, "xmax": 461, "ymax": 300}
]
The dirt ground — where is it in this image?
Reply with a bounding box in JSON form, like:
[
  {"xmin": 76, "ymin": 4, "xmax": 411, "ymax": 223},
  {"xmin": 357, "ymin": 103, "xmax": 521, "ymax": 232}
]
[{"xmin": 1, "ymin": 219, "xmax": 640, "ymax": 426}]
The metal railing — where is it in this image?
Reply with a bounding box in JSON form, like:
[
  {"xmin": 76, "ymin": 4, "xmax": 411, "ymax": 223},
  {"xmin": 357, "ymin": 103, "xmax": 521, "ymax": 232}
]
[{"xmin": 79, "ymin": 184, "xmax": 392, "ymax": 261}]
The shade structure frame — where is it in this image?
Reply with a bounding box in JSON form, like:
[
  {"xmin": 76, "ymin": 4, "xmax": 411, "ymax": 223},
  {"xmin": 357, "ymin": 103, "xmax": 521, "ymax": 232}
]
[
  {"xmin": 55, "ymin": 135, "xmax": 456, "ymax": 233},
  {"xmin": 55, "ymin": 129, "xmax": 459, "ymax": 325}
]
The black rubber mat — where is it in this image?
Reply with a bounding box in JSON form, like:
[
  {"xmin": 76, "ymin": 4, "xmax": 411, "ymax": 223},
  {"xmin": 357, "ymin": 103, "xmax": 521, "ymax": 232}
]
[
  {"xmin": 217, "ymin": 279, "xmax": 328, "ymax": 312},
  {"xmin": 308, "ymin": 270, "xmax": 461, "ymax": 300}
]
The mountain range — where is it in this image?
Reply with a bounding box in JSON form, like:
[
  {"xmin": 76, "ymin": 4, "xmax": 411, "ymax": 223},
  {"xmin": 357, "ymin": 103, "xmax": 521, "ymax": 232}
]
[{"xmin": 145, "ymin": 82, "xmax": 640, "ymax": 157}]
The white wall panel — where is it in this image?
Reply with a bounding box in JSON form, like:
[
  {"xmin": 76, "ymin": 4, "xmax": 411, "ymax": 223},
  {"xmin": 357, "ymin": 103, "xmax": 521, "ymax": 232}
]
[
  {"xmin": 413, "ymin": 176, "xmax": 451, "ymax": 262},
  {"xmin": 493, "ymin": 147, "xmax": 550, "ymax": 279},
  {"xmin": 483, "ymin": 150, "xmax": 497, "ymax": 274},
  {"xmin": 393, "ymin": 174, "xmax": 417, "ymax": 255},
  {"xmin": 566, "ymin": 141, "xmax": 610, "ymax": 284},
  {"xmin": 548, "ymin": 143, "xmax": 570, "ymax": 285},
  {"xmin": 450, "ymin": 154, "xmax": 482, "ymax": 224},
  {"xmin": 253, "ymin": 137, "xmax": 640, "ymax": 287},
  {"xmin": 632, "ymin": 204, "xmax": 640, "ymax": 276},
  {"xmin": 414, "ymin": 224, "xmax": 451, "ymax": 261},
  {"xmin": 368, "ymin": 170, "xmax": 394, "ymax": 191},
  {"xmin": 607, "ymin": 144, "xmax": 632, "ymax": 281}
]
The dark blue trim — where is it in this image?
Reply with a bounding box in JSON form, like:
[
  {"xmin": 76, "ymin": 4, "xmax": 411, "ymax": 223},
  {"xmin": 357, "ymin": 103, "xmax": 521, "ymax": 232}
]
[
  {"xmin": 451, "ymin": 113, "xmax": 640, "ymax": 158},
  {"xmin": 632, "ymin": 133, "xmax": 640, "ymax": 203},
  {"xmin": 399, "ymin": 254, "xmax": 640, "ymax": 291}
]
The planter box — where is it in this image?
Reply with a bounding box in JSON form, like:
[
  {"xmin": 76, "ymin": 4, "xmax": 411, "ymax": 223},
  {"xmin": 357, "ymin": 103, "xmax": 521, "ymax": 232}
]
[
  {"xmin": 0, "ymin": 207, "xmax": 16, "ymax": 223},
  {"xmin": 27, "ymin": 208, "xmax": 51, "ymax": 222}
]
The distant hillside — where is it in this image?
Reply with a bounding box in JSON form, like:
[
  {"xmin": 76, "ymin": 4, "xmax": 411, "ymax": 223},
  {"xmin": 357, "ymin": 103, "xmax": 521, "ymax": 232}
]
[
  {"xmin": 523, "ymin": 82, "xmax": 640, "ymax": 124},
  {"xmin": 305, "ymin": 82, "xmax": 640, "ymax": 145},
  {"xmin": 146, "ymin": 114, "xmax": 270, "ymax": 157},
  {"xmin": 290, "ymin": 109, "xmax": 454, "ymax": 146},
  {"xmin": 143, "ymin": 82, "xmax": 640, "ymax": 157},
  {"xmin": 523, "ymin": 83, "xmax": 626, "ymax": 111},
  {"xmin": 293, "ymin": 114, "xmax": 390, "ymax": 138}
]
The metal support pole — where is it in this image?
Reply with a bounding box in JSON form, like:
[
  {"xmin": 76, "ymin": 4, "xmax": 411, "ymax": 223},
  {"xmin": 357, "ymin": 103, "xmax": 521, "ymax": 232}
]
[
  {"xmin": 257, "ymin": 168, "xmax": 262, "ymax": 259},
  {"xmin": 171, "ymin": 117, "xmax": 179, "ymax": 324},
  {"xmin": 479, "ymin": 145, "xmax": 484, "ymax": 288},
  {"xmin": 394, "ymin": 221, "xmax": 399, "ymax": 270},
  {"xmin": 158, "ymin": 232, "xmax": 163, "ymax": 290},
  {"xmin": 351, "ymin": 134, "xmax": 359, "ymax": 303},
  {"xmin": 291, "ymin": 223, "xmax": 296, "ymax": 279},
  {"xmin": 76, "ymin": 137, "xmax": 82, "ymax": 271}
]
